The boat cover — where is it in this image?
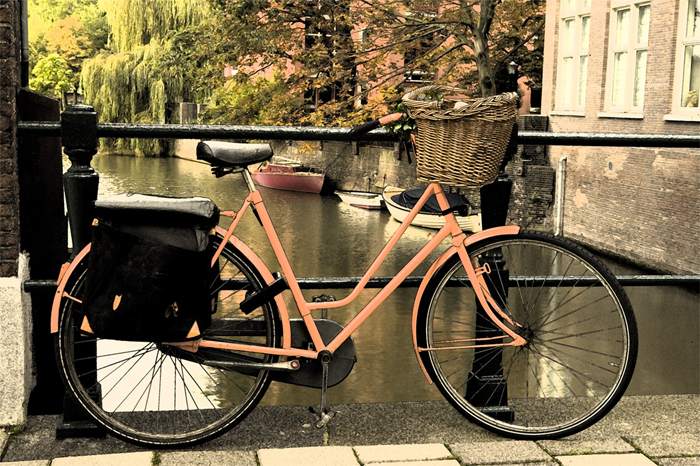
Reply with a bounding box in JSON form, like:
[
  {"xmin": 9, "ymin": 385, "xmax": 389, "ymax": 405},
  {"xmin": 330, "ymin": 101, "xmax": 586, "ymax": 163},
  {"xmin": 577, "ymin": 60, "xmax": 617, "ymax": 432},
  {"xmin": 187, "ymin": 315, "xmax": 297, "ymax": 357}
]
[{"xmin": 391, "ymin": 188, "xmax": 470, "ymax": 214}]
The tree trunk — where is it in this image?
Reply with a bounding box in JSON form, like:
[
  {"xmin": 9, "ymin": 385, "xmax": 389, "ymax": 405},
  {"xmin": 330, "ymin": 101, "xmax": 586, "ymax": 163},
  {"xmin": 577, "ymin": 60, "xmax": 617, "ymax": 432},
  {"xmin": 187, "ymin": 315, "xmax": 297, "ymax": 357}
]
[{"xmin": 473, "ymin": 29, "xmax": 496, "ymax": 97}]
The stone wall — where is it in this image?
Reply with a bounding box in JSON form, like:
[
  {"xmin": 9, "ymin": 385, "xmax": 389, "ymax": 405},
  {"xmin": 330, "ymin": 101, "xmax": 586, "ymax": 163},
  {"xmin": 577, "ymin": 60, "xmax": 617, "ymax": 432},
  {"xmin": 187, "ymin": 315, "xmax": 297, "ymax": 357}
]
[
  {"xmin": 269, "ymin": 140, "xmax": 422, "ymax": 194},
  {"xmin": 551, "ymin": 144, "xmax": 699, "ymax": 274}
]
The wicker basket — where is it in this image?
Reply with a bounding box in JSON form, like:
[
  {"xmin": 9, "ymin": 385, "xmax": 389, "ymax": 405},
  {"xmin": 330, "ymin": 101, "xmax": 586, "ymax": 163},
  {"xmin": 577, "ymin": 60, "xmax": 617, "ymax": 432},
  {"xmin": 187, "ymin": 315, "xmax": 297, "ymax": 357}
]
[{"xmin": 402, "ymin": 85, "xmax": 518, "ymax": 188}]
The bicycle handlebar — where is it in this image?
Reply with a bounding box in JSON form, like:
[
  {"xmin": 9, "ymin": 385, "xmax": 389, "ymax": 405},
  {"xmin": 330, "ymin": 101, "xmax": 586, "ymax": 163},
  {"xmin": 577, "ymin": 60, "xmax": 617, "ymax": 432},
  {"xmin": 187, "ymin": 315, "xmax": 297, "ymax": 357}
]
[{"xmin": 348, "ymin": 113, "xmax": 406, "ymax": 137}]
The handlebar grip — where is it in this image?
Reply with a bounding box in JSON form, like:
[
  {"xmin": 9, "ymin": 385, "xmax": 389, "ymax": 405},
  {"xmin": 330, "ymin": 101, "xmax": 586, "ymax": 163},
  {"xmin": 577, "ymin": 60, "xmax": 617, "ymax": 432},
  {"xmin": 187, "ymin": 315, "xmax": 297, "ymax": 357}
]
[{"xmin": 348, "ymin": 119, "xmax": 381, "ymax": 137}]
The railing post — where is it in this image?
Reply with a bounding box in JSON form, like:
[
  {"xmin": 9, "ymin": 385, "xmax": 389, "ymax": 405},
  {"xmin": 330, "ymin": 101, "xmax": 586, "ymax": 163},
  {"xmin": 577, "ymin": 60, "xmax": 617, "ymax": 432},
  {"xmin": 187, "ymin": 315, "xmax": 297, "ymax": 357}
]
[
  {"xmin": 57, "ymin": 104, "xmax": 104, "ymax": 437},
  {"xmin": 62, "ymin": 104, "xmax": 99, "ymax": 257},
  {"xmin": 465, "ymin": 123, "xmax": 518, "ymax": 421}
]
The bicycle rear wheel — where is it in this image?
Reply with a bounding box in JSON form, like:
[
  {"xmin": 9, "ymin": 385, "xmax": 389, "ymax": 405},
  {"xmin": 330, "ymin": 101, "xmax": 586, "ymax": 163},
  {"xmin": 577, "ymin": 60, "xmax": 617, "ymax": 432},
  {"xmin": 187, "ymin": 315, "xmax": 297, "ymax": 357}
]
[
  {"xmin": 55, "ymin": 235, "xmax": 280, "ymax": 447},
  {"xmin": 417, "ymin": 231, "xmax": 637, "ymax": 439}
]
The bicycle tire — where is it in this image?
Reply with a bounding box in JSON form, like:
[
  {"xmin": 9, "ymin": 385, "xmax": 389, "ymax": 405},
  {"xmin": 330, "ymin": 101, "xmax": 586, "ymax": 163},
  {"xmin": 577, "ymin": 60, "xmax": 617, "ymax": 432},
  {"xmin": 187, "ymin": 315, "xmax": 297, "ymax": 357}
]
[
  {"xmin": 55, "ymin": 234, "xmax": 281, "ymax": 447},
  {"xmin": 416, "ymin": 231, "xmax": 637, "ymax": 439}
]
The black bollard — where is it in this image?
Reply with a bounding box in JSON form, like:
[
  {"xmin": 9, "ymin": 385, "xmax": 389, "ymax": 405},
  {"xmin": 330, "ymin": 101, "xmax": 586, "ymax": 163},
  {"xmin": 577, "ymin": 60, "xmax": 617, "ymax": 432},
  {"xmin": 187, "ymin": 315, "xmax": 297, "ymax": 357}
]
[
  {"xmin": 465, "ymin": 123, "xmax": 518, "ymax": 422},
  {"xmin": 56, "ymin": 104, "xmax": 105, "ymax": 438}
]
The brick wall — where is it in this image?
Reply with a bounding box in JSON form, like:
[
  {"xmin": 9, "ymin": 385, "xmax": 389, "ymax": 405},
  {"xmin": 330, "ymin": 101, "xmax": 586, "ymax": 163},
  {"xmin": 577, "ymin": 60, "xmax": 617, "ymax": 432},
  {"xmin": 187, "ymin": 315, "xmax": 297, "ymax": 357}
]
[
  {"xmin": 0, "ymin": 0, "xmax": 20, "ymax": 278},
  {"xmin": 541, "ymin": 0, "xmax": 700, "ymax": 274}
]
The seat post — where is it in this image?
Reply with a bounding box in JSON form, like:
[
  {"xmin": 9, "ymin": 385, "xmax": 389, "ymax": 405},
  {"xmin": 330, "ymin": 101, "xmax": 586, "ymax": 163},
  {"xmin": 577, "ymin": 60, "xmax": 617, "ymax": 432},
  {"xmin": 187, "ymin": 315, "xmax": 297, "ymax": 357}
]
[{"xmin": 242, "ymin": 168, "xmax": 257, "ymax": 193}]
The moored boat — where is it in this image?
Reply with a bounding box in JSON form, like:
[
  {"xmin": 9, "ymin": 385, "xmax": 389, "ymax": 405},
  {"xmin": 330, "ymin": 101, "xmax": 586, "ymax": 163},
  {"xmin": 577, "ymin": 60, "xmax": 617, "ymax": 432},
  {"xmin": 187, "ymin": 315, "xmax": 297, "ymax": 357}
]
[
  {"xmin": 382, "ymin": 186, "xmax": 482, "ymax": 232},
  {"xmin": 334, "ymin": 190, "xmax": 385, "ymax": 210},
  {"xmin": 251, "ymin": 159, "xmax": 325, "ymax": 194}
]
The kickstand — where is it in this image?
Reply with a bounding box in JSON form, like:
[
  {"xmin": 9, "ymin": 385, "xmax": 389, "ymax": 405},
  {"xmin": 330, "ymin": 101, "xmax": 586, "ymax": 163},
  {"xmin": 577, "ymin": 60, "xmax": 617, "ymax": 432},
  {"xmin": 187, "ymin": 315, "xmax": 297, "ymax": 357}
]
[{"xmin": 310, "ymin": 350, "xmax": 335, "ymax": 428}]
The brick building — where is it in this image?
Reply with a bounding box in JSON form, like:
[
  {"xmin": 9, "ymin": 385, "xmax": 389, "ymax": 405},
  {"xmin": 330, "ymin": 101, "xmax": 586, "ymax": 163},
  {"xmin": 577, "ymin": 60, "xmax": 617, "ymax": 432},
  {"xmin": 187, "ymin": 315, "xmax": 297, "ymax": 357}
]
[
  {"xmin": 541, "ymin": 0, "xmax": 699, "ymax": 274},
  {"xmin": 1, "ymin": 0, "xmax": 34, "ymax": 427}
]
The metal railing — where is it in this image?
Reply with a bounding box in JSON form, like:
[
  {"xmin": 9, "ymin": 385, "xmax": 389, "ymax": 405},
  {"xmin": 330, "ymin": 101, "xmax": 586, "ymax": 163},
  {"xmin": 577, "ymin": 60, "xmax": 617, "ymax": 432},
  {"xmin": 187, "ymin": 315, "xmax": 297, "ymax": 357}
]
[
  {"xmin": 17, "ymin": 107, "xmax": 700, "ymax": 291},
  {"xmin": 17, "ymin": 120, "xmax": 700, "ymax": 147}
]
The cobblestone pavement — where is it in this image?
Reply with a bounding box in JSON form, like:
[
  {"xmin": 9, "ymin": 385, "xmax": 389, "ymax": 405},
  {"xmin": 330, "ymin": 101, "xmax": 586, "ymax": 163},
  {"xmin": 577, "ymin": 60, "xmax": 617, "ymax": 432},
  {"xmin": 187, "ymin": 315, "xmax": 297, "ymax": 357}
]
[{"xmin": 1, "ymin": 395, "xmax": 698, "ymax": 465}]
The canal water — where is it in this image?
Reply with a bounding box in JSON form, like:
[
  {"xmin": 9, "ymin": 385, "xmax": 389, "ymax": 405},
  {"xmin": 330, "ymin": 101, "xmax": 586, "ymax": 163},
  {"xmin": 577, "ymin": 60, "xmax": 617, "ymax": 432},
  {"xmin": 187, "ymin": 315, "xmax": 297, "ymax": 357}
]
[{"xmin": 84, "ymin": 153, "xmax": 699, "ymax": 407}]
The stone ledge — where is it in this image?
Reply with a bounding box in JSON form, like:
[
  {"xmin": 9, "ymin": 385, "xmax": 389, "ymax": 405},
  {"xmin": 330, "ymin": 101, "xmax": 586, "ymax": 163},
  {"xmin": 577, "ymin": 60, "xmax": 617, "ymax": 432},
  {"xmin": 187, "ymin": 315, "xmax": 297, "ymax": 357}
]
[{"xmin": 0, "ymin": 253, "xmax": 33, "ymax": 427}]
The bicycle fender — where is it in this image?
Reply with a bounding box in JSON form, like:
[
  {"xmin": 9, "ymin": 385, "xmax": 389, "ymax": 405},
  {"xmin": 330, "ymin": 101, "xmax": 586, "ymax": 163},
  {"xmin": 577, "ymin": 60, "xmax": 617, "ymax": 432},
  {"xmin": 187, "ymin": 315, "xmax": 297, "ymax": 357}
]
[
  {"xmin": 51, "ymin": 243, "xmax": 91, "ymax": 334},
  {"xmin": 215, "ymin": 227, "xmax": 292, "ymax": 350},
  {"xmin": 411, "ymin": 225, "xmax": 521, "ymax": 383},
  {"xmin": 463, "ymin": 225, "xmax": 520, "ymax": 248}
]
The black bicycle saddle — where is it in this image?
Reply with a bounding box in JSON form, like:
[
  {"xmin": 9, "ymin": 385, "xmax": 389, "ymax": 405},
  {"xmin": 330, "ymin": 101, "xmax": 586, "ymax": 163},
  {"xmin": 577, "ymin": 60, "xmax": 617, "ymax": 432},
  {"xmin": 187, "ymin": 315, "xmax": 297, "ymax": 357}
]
[{"xmin": 196, "ymin": 141, "xmax": 273, "ymax": 168}]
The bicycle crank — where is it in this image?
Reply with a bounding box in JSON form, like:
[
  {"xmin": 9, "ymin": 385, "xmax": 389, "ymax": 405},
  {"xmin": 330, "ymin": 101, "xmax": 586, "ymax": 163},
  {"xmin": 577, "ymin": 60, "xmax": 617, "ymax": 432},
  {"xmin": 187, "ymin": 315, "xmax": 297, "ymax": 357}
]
[
  {"xmin": 310, "ymin": 349, "xmax": 336, "ymax": 428},
  {"xmin": 202, "ymin": 359, "xmax": 301, "ymax": 372}
]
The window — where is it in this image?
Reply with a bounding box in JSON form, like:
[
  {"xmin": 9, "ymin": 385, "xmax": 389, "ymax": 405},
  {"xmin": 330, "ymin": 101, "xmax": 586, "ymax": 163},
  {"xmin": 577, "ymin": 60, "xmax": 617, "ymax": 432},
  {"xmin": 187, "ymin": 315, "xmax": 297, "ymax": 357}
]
[
  {"xmin": 557, "ymin": 0, "xmax": 590, "ymax": 111},
  {"xmin": 604, "ymin": 2, "xmax": 650, "ymax": 113},
  {"xmin": 672, "ymin": 0, "xmax": 700, "ymax": 116}
]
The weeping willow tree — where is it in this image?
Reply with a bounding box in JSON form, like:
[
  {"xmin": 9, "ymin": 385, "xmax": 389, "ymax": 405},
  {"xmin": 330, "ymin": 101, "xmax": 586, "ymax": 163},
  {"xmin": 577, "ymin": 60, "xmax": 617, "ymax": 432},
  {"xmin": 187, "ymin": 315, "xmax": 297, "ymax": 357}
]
[{"xmin": 80, "ymin": 0, "xmax": 210, "ymax": 155}]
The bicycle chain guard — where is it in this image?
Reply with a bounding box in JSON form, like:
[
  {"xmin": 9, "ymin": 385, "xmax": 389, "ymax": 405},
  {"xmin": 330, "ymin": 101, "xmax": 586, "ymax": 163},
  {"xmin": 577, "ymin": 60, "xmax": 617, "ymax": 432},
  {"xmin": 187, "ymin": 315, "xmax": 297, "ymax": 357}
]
[{"xmin": 271, "ymin": 319, "xmax": 356, "ymax": 388}]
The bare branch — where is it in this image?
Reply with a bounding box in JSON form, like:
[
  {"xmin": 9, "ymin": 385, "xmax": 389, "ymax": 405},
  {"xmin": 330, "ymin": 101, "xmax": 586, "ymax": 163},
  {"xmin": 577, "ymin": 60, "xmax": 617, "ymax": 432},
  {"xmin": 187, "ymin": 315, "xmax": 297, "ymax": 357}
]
[{"xmin": 496, "ymin": 19, "xmax": 545, "ymax": 69}]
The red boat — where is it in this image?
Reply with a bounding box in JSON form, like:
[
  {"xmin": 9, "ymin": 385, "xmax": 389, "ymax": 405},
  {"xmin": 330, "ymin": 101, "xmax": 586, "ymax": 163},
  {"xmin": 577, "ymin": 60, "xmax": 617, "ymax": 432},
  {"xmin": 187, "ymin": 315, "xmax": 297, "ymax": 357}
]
[{"xmin": 251, "ymin": 162, "xmax": 325, "ymax": 194}]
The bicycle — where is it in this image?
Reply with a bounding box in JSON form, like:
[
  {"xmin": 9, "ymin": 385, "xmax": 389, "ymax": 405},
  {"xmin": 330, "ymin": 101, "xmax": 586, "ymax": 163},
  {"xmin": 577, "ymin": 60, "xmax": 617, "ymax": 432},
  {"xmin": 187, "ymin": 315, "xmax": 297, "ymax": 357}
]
[{"xmin": 51, "ymin": 113, "xmax": 638, "ymax": 447}]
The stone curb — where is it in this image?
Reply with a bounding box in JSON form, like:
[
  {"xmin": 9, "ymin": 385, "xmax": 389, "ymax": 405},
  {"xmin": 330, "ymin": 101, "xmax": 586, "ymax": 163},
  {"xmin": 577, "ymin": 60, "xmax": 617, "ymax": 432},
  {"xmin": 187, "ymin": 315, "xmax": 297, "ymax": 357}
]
[
  {"xmin": 1, "ymin": 441, "xmax": 700, "ymax": 465},
  {"xmin": 1, "ymin": 396, "xmax": 697, "ymax": 465}
]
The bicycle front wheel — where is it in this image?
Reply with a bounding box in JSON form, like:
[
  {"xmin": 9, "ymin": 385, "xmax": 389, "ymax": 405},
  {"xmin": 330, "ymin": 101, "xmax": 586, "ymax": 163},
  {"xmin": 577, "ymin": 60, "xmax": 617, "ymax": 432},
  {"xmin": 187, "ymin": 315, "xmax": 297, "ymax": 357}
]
[
  {"xmin": 55, "ymin": 235, "xmax": 281, "ymax": 447},
  {"xmin": 417, "ymin": 231, "xmax": 637, "ymax": 439}
]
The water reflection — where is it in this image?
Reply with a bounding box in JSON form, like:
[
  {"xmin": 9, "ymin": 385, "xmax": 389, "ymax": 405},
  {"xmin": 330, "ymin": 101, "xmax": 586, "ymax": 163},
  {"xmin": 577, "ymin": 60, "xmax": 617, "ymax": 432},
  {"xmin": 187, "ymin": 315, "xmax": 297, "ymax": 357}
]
[{"xmin": 86, "ymin": 153, "xmax": 698, "ymax": 406}]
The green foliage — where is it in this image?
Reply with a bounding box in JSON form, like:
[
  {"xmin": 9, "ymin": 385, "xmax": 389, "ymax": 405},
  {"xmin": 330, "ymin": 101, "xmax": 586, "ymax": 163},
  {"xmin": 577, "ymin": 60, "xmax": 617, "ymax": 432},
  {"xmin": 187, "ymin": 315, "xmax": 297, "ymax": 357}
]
[
  {"xmin": 29, "ymin": 53, "xmax": 74, "ymax": 98},
  {"xmin": 199, "ymin": 73, "xmax": 300, "ymax": 127},
  {"xmin": 382, "ymin": 102, "xmax": 416, "ymax": 144},
  {"xmin": 28, "ymin": 0, "xmax": 109, "ymax": 93},
  {"xmin": 77, "ymin": 0, "xmax": 211, "ymax": 155},
  {"xmin": 99, "ymin": 0, "xmax": 210, "ymax": 53},
  {"xmin": 81, "ymin": 39, "xmax": 196, "ymax": 155},
  {"xmin": 214, "ymin": 0, "xmax": 360, "ymax": 126}
]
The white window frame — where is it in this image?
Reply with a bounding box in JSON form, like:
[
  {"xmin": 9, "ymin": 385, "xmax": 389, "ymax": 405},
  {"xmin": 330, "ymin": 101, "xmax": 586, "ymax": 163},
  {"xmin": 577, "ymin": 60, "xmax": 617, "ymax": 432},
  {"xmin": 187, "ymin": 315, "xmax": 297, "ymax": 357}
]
[
  {"xmin": 668, "ymin": 0, "xmax": 700, "ymax": 120},
  {"xmin": 556, "ymin": 0, "xmax": 591, "ymax": 113},
  {"xmin": 602, "ymin": 1, "xmax": 650, "ymax": 115}
]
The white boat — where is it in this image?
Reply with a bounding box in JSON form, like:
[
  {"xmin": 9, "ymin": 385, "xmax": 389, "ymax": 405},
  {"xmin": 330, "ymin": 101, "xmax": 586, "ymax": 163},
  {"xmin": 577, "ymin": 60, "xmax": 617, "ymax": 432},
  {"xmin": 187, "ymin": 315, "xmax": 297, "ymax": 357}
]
[
  {"xmin": 335, "ymin": 190, "xmax": 385, "ymax": 210},
  {"xmin": 382, "ymin": 186, "xmax": 482, "ymax": 232}
]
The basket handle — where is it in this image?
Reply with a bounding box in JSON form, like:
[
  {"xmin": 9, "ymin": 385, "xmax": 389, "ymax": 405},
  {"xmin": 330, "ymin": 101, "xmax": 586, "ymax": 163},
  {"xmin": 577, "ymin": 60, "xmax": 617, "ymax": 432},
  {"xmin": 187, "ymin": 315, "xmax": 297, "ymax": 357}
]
[{"xmin": 402, "ymin": 85, "xmax": 475, "ymax": 110}]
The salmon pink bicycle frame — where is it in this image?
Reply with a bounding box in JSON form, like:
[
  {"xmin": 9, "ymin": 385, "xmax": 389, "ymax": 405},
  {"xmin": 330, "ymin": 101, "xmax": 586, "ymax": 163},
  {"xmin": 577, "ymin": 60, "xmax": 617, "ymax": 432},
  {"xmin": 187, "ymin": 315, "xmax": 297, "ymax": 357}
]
[
  {"xmin": 49, "ymin": 176, "xmax": 526, "ymax": 383},
  {"xmin": 175, "ymin": 179, "xmax": 525, "ymax": 379},
  {"xmin": 48, "ymin": 110, "xmax": 527, "ymax": 378}
]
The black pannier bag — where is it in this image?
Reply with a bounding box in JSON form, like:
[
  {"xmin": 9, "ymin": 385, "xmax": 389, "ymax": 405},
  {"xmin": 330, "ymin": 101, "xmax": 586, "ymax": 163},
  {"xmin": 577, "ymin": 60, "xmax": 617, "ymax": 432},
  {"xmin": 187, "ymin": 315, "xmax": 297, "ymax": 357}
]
[{"xmin": 81, "ymin": 194, "xmax": 220, "ymax": 342}]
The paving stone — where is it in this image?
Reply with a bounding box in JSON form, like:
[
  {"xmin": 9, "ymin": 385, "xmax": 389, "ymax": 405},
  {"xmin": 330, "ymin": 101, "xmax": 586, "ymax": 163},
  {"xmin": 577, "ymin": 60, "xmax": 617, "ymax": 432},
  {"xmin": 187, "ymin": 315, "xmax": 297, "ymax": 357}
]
[
  {"xmin": 355, "ymin": 443, "xmax": 452, "ymax": 463},
  {"xmin": 159, "ymin": 450, "xmax": 257, "ymax": 466},
  {"xmin": 467, "ymin": 463, "xmax": 556, "ymax": 466},
  {"xmin": 556, "ymin": 453, "xmax": 656, "ymax": 466},
  {"xmin": 0, "ymin": 428, "xmax": 9, "ymax": 455},
  {"xmin": 630, "ymin": 434, "xmax": 700, "ymax": 457},
  {"xmin": 451, "ymin": 440, "xmax": 551, "ymax": 464},
  {"xmin": 366, "ymin": 461, "xmax": 461, "ymax": 466},
  {"xmin": 538, "ymin": 438, "xmax": 637, "ymax": 456},
  {"xmin": 0, "ymin": 415, "xmax": 148, "ymax": 463},
  {"xmin": 258, "ymin": 446, "xmax": 358, "ymax": 466},
  {"xmin": 51, "ymin": 452, "xmax": 153, "ymax": 466},
  {"xmin": 656, "ymin": 458, "xmax": 700, "ymax": 466},
  {"xmin": 0, "ymin": 461, "xmax": 49, "ymax": 466}
]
